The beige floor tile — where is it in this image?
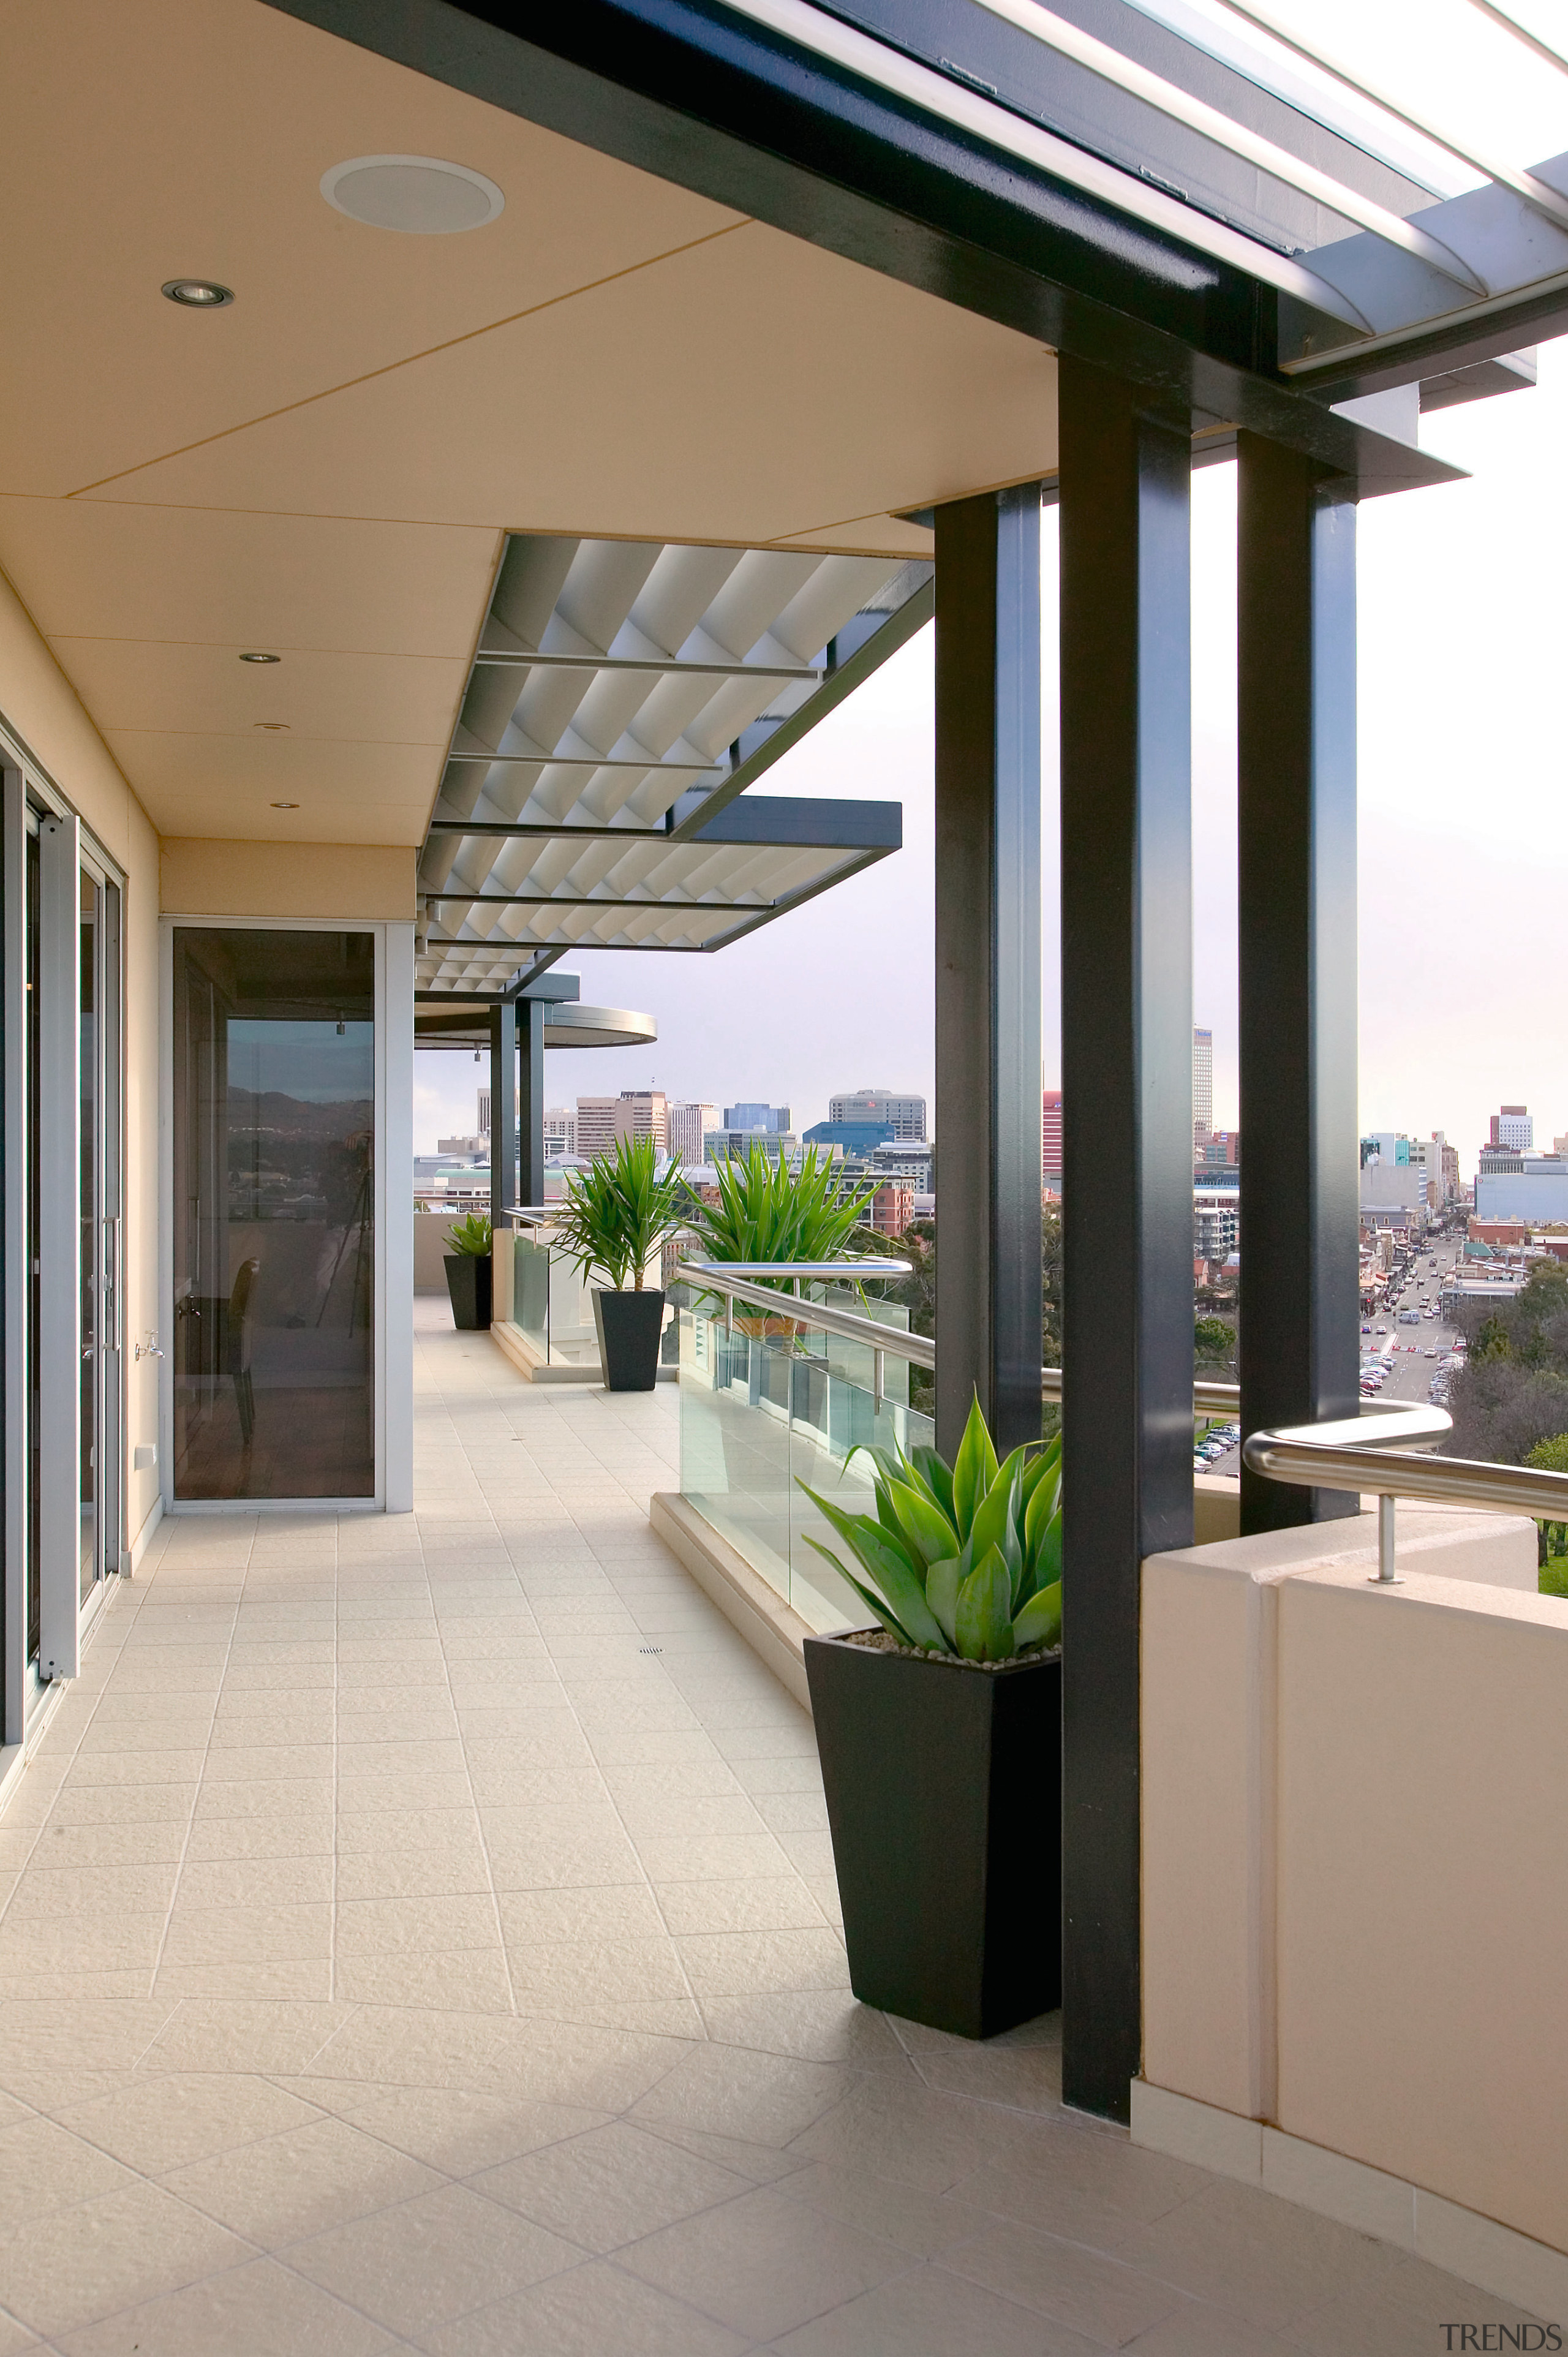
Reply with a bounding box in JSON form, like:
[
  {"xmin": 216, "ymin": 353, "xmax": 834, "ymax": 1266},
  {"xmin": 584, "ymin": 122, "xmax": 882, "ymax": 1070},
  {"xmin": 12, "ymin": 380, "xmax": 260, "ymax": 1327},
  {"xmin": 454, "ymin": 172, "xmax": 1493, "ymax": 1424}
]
[
  {"xmin": 700, "ymin": 1989, "xmax": 905, "ymax": 2067},
  {"xmin": 496, "ymin": 1884, "xmax": 666, "ymax": 1945},
  {"xmin": 1109, "ymin": 2179, "xmax": 1404, "ymax": 2333},
  {"xmin": 336, "ymin": 1894, "xmax": 503, "ymax": 1955},
  {"xmin": 337, "ymin": 1771, "xmax": 477, "ymax": 1813},
  {"xmin": 1287, "ymin": 2252, "xmax": 1548, "ymax": 2357},
  {"xmin": 676, "ymin": 1928, "xmax": 851, "ymax": 1997},
  {"xmin": 4, "ymin": 1861, "xmax": 180, "ymax": 1917},
  {"xmin": 0, "ymin": 2179, "xmax": 255, "ymax": 2337},
  {"xmin": 153, "ymin": 1959, "xmax": 337, "ymax": 2000},
  {"xmin": 634, "ymin": 1833, "xmax": 794, "ymax": 1882},
  {"xmin": 162, "ymin": 2112, "xmax": 444, "ymax": 2239},
  {"xmin": 333, "ymin": 1950, "xmax": 515, "ymax": 2011},
  {"xmin": 330, "ymin": 2085, "xmax": 611, "ymax": 2176},
  {"xmin": 54, "ymin": 2252, "xmax": 401, "ymax": 2357},
  {"xmin": 140, "ymin": 1997, "xmax": 352, "ymax": 2076},
  {"xmin": 336, "ymin": 1845, "xmax": 492, "ymax": 1901},
  {"xmin": 630, "ymin": 2042, "xmax": 849, "ymax": 2148},
  {"xmin": 20, "ymin": 1819, "xmax": 186, "ymax": 1868},
  {"xmin": 183, "ymin": 1811, "xmax": 334, "ymax": 1860},
  {"xmin": 417, "ymin": 2257, "xmax": 748, "ymax": 2357},
  {"xmin": 56, "ymin": 2070, "xmax": 323, "ymax": 2173},
  {"xmin": 654, "ymin": 1878, "xmax": 826, "ymax": 1936},
  {"xmin": 765, "ymin": 2257, "xmax": 1100, "ymax": 2356},
  {"xmin": 173, "ymin": 1854, "xmax": 335, "ymax": 1909},
  {"xmin": 0, "ymin": 2115, "xmax": 140, "ymax": 2231},
  {"xmin": 472, "ymin": 2119, "xmax": 753, "ymax": 2254},
  {"xmin": 505, "ymin": 1937, "xmax": 692, "ymax": 2008},
  {"xmin": 944, "ymin": 2217, "xmax": 1190, "ymax": 2342},
  {"xmin": 160, "ymin": 1900, "xmax": 332, "ymax": 1965},
  {"xmin": 1107, "ymin": 2298, "xmax": 1305, "ymax": 2355},
  {"xmin": 284, "ymin": 2182, "xmax": 585, "ymax": 2335},
  {"xmin": 484, "ymin": 1833, "xmax": 644, "ymax": 1890},
  {"xmin": 615, "ymin": 2181, "xmax": 907, "ymax": 2340},
  {"xmin": 191, "ymin": 1776, "xmax": 334, "ymax": 1821}
]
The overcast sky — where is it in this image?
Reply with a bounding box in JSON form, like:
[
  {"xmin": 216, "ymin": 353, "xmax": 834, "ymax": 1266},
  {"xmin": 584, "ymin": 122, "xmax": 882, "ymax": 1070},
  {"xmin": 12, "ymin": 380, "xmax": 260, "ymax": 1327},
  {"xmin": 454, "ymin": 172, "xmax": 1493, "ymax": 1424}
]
[{"xmin": 418, "ymin": 339, "xmax": 1568, "ymax": 1180}]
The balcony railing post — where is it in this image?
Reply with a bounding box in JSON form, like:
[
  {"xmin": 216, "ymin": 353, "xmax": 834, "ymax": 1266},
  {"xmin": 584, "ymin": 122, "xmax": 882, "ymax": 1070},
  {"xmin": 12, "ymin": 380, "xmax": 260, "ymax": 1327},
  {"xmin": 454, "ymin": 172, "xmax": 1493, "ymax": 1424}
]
[
  {"xmin": 1058, "ymin": 359, "xmax": 1194, "ymax": 2125},
  {"xmin": 1237, "ymin": 434, "xmax": 1361, "ymax": 1530},
  {"xmin": 518, "ymin": 995, "xmax": 545, "ymax": 1211}
]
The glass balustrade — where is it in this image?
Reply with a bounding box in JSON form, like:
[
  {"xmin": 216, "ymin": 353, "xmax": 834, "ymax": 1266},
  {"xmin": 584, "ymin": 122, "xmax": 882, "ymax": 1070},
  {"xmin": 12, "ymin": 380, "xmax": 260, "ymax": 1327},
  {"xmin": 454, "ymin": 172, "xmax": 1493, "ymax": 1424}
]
[{"xmin": 676, "ymin": 1299, "xmax": 932, "ymax": 1634}]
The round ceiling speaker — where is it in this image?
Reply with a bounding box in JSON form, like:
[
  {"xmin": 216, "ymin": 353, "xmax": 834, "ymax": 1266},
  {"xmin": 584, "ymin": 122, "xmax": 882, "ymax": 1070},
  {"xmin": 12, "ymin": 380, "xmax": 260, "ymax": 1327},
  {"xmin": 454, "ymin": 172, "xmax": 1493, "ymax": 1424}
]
[{"xmin": 320, "ymin": 155, "xmax": 503, "ymax": 234}]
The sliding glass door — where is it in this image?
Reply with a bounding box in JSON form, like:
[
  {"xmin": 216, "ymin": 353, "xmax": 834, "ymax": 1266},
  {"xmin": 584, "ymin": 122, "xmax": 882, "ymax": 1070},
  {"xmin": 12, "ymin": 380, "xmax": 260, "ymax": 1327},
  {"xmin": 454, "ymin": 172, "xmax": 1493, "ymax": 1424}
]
[{"xmin": 172, "ymin": 927, "xmax": 375, "ymax": 1500}]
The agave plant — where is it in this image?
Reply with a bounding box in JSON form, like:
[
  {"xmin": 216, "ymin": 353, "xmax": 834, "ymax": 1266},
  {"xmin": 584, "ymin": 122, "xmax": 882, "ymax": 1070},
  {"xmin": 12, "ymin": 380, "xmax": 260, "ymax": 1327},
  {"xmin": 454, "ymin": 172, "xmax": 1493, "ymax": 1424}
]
[
  {"xmin": 551, "ymin": 1132, "xmax": 687, "ymax": 1291},
  {"xmin": 688, "ymin": 1141, "xmax": 878, "ymax": 1333},
  {"xmin": 799, "ymin": 1398, "xmax": 1063, "ymax": 1661},
  {"xmin": 444, "ymin": 1212, "xmax": 492, "ymax": 1257}
]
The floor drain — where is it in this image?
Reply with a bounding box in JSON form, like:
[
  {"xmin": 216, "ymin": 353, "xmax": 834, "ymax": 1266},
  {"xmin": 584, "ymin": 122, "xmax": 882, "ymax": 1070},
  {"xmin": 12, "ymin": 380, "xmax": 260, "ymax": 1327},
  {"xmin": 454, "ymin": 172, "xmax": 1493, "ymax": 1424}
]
[{"xmin": 639, "ymin": 1645, "xmax": 663, "ymax": 1654}]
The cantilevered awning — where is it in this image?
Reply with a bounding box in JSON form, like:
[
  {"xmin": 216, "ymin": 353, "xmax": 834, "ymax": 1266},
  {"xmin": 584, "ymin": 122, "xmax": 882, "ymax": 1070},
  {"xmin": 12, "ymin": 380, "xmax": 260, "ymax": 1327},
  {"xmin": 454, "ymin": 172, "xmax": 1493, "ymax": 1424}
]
[{"xmin": 415, "ymin": 534, "xmax": 923, "ymax": 994}]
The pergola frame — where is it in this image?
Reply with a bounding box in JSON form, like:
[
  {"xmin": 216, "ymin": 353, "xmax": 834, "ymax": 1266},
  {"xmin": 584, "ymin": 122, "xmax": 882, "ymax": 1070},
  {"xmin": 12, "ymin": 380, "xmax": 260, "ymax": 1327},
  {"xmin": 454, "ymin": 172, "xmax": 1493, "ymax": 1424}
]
[{"xmin": 274, "ymin": 0, "xmax": 1536, "ymax": 2122}]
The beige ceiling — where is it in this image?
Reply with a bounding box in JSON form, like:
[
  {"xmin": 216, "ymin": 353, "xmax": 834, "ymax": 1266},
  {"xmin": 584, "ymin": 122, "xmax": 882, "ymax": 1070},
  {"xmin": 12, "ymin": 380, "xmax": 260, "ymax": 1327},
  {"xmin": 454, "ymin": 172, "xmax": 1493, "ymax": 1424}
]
[{"xmin": 0, "ymin": 0, "xmax": 1060, "ymax": 848}]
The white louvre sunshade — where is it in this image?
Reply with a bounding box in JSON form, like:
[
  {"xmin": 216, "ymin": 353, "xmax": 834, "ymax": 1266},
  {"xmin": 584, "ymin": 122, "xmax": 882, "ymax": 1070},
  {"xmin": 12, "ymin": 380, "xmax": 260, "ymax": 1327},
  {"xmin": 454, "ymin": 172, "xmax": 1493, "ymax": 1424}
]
[{"xmin": 417, "ymin": 533, "xmax": 919, "ymax": 994}]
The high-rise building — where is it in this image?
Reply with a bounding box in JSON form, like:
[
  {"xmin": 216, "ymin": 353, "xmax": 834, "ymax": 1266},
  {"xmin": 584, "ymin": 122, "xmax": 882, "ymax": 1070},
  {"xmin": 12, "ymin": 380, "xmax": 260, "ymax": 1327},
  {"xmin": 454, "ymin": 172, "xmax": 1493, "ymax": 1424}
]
[
  {"xmin": 618, "ymin": 1090, "xmax": 669, "ymax": 1151},
  {"xmin": 723, "ymin": 1102, "xmax": 790, "ymax": 1133},
  {"xmin": 827, "ymin": 1088, "xmax": 926, "ymax": 1142},
  {"xmin": 668, "ymin": 1102, "xmax": 720, "ymax": 1165},
  {"xmin": 543, "ymin": 1107, "xmax": 575, "ymax": 1159},
  {"xmin": 1193, "ymin": 1027, "xmax": 1213, "ymax": 1141},
  {"xmin": 1490, "ymin": 1105, "xmax": 1532, "ymax": 1150},
  {"xmin": 1042, "ymin": 1090, "xmax": 1063, "ymax": 1189},
  {"xmin": 575, "ymin": 1092, "xmax": 668, "ymax": 1160}
]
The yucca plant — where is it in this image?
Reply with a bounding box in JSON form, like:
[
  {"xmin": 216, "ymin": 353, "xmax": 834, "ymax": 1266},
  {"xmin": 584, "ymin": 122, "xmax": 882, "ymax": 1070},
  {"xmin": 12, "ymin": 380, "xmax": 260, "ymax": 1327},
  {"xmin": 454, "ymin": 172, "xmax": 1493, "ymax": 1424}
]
[
  {"xmin": 551, "ymin": 1132, "xmax": 687, "ymax": 1291},
  {"xmin": 445, "ymin": 1212, "xmax": 492, "ymax": 1256},
  {"xmin": 799, "ymin": 1397, "xmax": 1062, "ymax": 1661},
  {"xmin": 688, "ymin": 1142, "xmax": 878, "ymax": 1332}
]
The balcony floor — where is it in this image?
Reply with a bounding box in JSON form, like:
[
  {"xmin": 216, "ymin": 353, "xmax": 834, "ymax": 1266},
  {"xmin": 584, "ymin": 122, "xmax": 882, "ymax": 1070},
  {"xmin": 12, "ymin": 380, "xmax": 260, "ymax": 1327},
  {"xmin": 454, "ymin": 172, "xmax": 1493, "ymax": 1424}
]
[{"xmin": 0, "ymin": 1303, "xmax": 1539, "ymax": 2353}]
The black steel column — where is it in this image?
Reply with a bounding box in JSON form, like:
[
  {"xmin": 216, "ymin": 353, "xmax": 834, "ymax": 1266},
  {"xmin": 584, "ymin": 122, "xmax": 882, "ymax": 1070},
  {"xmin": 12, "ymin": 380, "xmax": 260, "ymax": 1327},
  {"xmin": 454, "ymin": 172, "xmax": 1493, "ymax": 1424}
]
[
  {"xmin": 933, "ymin": 486, "xmax": 1042, "ymax": 1461},
  {"xmin": 1058, "ymin": 360, "xmax": 1194, "ymax": 2123},
  {"xmin": 1237, "ymin": 436, "xmax": 1360, "ymax": 1532},
  {"xmin": 518, "ymin": 995, "xmax": 545, "ymax": 1210},
  {"xmin": 488, "ymin": 1000, "xmax": 516, "ymax": 1234}
]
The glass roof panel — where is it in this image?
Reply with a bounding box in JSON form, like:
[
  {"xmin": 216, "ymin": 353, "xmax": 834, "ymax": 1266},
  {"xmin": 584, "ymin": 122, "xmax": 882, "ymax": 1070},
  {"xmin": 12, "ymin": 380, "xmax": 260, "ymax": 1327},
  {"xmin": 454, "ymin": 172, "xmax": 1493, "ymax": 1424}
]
[{"xmin": 1221, "ymin": 0, "xmax": 1568, "ymax": 187}]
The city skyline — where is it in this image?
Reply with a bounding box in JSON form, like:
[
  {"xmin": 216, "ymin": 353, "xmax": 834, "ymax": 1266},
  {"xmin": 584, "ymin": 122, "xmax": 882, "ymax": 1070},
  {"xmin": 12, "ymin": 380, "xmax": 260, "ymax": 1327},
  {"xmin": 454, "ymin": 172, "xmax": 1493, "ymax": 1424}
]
[{"xmin": 417, "ymin": 347, "xmax": 1568, "ymax": 1170}]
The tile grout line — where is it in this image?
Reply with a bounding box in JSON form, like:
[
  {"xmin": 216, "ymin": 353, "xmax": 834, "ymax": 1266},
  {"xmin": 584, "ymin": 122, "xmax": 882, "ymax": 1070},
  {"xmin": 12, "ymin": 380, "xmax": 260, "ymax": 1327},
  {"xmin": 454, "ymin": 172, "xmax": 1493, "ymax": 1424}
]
[{"xmin": 143, "ymin": 1530, "xmax": 249, "ymax": 2002}]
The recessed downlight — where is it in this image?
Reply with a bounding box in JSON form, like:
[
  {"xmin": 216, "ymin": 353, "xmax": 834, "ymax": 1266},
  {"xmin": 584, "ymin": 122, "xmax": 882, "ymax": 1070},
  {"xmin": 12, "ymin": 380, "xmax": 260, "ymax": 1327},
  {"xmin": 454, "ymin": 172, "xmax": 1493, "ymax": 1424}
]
[
  {"xmin": 320, "ymin": 154, "xmax": 503, "ymax": 234},
  {"xmin": 239, "ymin": 650, "xmax": 280, "ymax": 664},
  {"xmin": 270, "ymin": 800, "xmax": 300, "ymax": 809},
  {"xmin": 162, "ymin": 278, "xmax": 234, "ymax": 307}
]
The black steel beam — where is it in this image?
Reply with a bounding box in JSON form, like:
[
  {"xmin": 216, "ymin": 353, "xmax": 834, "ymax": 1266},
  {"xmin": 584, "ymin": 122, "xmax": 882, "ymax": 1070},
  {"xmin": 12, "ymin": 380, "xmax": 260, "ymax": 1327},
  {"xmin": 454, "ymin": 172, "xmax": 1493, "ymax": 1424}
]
[
  {"xmin": 518, "ymin": 996, "xmax": 546, "ymax": 1209},
  {"xmin": 1058, "ymin": 358, "xmax": 1194, "ymax": 2125},
  {"xmin": 1237, "ymin": 433, "xmax": 1361, "ymax": 1533},
  {"xmin": 488, "ymin": 1000, "xmax": 516, "ymax": 1235},
  {"xmin": 263, "ymin": 0, "xmax": 1464, "ymax": 498},
  {"xmin": 932, "ymin": 487, "xmax": 1042, "ymax": 1463}
]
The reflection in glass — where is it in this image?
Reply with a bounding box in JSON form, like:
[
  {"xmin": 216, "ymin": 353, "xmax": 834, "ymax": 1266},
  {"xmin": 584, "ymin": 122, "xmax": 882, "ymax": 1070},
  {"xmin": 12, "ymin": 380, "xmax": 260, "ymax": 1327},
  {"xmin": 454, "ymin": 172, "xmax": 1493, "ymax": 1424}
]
[
  {"xmin": 173, "ymin": 930, "xmax": 374, "ymax": 1499},
  {"xmin": 80, "ymin": 869, "xmax": 99, "ymax": 1601}
]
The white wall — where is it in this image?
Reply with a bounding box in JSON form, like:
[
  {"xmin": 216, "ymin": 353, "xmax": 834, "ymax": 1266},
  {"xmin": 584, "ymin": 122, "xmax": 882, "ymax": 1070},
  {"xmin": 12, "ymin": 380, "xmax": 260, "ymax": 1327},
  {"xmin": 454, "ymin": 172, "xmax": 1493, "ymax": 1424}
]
[{"xmin": 1140, "ymin": 1509, "xmax": 1568, "ymax": 2295}]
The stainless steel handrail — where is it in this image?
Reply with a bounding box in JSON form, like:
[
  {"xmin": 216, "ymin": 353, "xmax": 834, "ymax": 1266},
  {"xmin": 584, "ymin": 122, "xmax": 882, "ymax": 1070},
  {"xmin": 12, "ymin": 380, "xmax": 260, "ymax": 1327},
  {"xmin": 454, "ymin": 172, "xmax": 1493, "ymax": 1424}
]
[{"xmin": 1243, "ymin": 1399, "xmax": 1568, "ymax": 1583}]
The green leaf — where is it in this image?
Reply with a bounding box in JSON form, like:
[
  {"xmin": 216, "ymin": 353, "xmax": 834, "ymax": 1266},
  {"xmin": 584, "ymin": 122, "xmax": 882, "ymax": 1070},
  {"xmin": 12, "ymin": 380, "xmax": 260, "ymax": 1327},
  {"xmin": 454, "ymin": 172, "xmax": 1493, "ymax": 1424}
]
[
  {"xmin": 799, "ymin": 1537, "xmax": 916, "ymax": 1645},
  {"xmin": 924, "ymin": 1554, "xmax": 962, "ymax": 1647},
  {"xmin": 1019, "ymin": 1447, "xmax": 1057, "ymax": 1512},
  {"xmin": 796, "ymin": 1484, "xmax": 948, "ymax": 1651},
  {"xmin": 1030, "ymin": 1504, "xmax": 1063, "ymax": 1597},
  {"xmin": 845, "ymin": 1442, "xmax": 905, "ymax": 1490},
  {"xmin": 910, "ymin": 1446, "xmax": 955, "ymax": 1522},
  {"xmin": 888, "ymin": 1479, "xmax": 960, "ymax": 1569},
  {"xmin": 1013, "ymin": 1578, "xmax": 1061, "ymax": 1651},
  {"xmin": 952, "ymin": 1395, "xmax": 998, "ymax": 1542},
  {"xmin": 955, "ymin": 1544, "xmax": 1017, "ymax": 1661},
  {"xmin": 969, "ymin": 1462, "xmax": 1019, "ymax": 1571},
  {"xmin": 1025, "ymin": 1469, "xmax": 1062, "ymax": 1578}
]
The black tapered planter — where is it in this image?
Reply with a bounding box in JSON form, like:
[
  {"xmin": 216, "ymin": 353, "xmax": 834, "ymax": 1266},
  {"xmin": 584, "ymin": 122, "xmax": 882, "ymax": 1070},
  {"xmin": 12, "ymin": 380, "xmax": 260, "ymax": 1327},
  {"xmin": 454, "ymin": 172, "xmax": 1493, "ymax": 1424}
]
[
  {"xmin": 593, "ymin": 1287, "xmax": 665, "ymax": 1390},
  {"xmin": 444, "ymin": 1253, "xmax": 492, "ymax": 1331},
  {"xmin": 804, "ymin": 1631, "xmax": 1061, "ymax": 2038}
]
